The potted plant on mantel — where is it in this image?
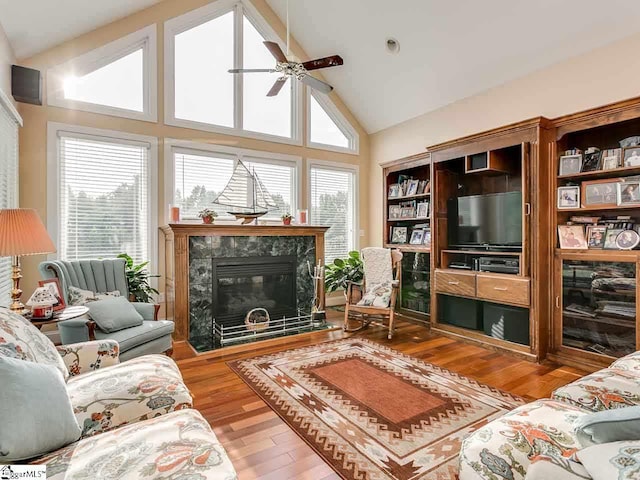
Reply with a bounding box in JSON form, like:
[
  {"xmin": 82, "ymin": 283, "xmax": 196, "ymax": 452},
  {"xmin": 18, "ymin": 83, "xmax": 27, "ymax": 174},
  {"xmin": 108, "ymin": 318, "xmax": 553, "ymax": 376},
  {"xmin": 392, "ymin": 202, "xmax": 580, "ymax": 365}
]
[
  {"xmin": 198, "ymin": 208, "xmax": 218, "ymax": 224},
  {"xmin": 281, "ymin": 213, "xmax": 293, "ymax": 226}
]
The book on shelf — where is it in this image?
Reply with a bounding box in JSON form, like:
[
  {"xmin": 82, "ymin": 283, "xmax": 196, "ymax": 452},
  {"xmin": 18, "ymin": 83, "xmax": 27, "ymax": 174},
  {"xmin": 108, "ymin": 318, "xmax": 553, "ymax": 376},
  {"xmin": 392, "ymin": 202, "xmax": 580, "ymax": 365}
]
[{"xmin": 565, "ymin": 304, "xmax": 597, "ymax": 317}]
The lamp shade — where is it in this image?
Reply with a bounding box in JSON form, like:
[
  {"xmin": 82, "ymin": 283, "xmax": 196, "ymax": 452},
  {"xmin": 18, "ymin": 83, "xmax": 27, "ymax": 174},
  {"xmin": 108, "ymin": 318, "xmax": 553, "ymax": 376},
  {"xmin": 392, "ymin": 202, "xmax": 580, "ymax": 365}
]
[{"xmin": 0, "ymin": 209, "xmax": 56, "ymax": 257}]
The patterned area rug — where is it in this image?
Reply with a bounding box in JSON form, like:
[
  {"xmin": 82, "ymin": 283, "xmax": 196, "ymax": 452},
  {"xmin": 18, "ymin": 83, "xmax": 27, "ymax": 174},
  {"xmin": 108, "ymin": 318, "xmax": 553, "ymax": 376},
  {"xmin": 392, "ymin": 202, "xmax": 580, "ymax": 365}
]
[{"xmin": 229, "ymin": 339, "xmax": 524, "ymax": 480}]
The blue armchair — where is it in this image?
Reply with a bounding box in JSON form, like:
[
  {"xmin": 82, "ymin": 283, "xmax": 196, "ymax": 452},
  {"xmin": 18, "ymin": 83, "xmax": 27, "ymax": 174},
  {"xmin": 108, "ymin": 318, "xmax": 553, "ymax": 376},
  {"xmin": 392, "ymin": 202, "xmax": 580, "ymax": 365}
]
[{"xmin": 39, "ymin": 259, "xmax": 174, "ymax": 360}]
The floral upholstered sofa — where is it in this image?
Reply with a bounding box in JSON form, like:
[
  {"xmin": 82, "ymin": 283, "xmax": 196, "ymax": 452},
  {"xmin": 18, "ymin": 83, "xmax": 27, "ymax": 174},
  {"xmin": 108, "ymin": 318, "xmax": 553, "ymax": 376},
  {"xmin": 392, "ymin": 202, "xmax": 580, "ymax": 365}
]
[
  {"xmin": 459, "ymin": 351, "xmax": 640, "ymax": 480},
  {"xmin": 0, "ymin": 308, "xmax": 237, "ymax": 479}
]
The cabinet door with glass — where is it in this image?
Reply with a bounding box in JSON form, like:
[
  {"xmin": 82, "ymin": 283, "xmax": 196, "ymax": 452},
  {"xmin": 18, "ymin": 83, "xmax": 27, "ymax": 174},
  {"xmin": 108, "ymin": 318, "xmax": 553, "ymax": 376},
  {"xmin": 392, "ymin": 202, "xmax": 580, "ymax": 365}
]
[
  {"xmin": 556, "ymin": 257, "xmax": 638, "ymax": 360},
  {"xmin": 399, "ymin": 252, "xmax": 431, "ymax": 320}
]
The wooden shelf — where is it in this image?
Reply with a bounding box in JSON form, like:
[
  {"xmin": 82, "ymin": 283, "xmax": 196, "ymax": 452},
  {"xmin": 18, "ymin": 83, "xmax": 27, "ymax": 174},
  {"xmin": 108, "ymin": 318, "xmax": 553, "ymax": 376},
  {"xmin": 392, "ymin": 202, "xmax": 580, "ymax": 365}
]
[
  {"xmin": 387, "ymin": 192, "xmax": 431, "ymax": 201},
  {"xmin": 387, "ymin": 217, "xmax": 430, "ymax": 222},
  {"xmin": 558, "ymin": 165, "xmax": 640, "ymax": 181},
  {"xmin": 556, "ymin": 204, "xmax": 640, "ymax": 212},
  {"xmin": 441, "ymin": 249, "xmax": 521, "ymax": 256},
  {"xmin": 555, "ymin": 248, "xmax": 640, "ymax": 257},
  {"xmin": 384, "ymin": 243, "xmax": 430, "ymax": 252}
]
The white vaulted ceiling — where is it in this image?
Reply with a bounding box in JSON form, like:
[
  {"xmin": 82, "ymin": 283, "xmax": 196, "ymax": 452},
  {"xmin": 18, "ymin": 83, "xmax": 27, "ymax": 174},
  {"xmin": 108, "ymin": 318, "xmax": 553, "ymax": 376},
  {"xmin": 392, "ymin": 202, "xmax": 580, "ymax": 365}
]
[
  {"xmin": 3, "ymin": 1, "xmax": 640, "ymax": 133},
  {"xmin": 266, "ymin": 0, "xmax": 640, "ymax": 133}
]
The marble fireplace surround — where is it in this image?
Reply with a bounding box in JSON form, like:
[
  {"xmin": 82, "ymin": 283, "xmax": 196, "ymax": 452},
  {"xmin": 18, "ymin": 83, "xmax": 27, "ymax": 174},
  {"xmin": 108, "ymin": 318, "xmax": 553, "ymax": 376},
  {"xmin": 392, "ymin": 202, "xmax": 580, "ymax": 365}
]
[{"xmin": 161, "ymin": 224, "xmax": 328, "ymax": 350}]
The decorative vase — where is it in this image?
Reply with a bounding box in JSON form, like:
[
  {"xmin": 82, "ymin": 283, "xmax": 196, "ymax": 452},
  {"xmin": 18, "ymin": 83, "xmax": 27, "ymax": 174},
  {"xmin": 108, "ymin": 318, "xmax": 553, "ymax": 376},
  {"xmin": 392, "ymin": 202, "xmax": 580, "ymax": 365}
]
[
  {"xmin": 282, "ymin": 217, "xmax": 292, "ymax": 225},
  {"xmin": 202, "ymin": 216, "xmax": 214, "ymax": 224}
]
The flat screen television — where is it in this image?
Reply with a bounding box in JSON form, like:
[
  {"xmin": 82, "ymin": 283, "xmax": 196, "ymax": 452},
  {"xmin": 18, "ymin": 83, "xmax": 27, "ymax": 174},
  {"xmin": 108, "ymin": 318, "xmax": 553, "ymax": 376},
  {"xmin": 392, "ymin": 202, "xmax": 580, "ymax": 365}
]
[{"xmin": 448, "ymin": 191, "xmax": 522, "ymax": 249}]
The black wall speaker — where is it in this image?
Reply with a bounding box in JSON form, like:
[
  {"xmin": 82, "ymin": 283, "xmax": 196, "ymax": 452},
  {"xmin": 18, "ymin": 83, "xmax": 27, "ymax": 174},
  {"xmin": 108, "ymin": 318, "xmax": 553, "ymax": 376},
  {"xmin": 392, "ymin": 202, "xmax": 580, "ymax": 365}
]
[{"xmin": 11, "ymin": 65, "xmax": 42, "ymax": 105}]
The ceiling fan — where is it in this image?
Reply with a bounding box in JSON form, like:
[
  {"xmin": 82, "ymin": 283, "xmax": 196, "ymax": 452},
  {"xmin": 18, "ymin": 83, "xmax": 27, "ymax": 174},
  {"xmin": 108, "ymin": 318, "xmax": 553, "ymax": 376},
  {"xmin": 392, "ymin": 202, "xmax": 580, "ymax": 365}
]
[{"xmin": 228, "ymin": 1, "xmax": 343, "ymax": 97}]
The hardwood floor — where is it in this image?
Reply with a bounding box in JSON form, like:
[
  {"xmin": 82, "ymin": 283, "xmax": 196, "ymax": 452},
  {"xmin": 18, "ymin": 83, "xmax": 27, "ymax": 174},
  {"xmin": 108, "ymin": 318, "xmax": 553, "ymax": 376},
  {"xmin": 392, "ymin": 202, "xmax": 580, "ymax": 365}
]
[{"xmin": 176, "ymin": 312, "xmax": 590, "ymax": 480}]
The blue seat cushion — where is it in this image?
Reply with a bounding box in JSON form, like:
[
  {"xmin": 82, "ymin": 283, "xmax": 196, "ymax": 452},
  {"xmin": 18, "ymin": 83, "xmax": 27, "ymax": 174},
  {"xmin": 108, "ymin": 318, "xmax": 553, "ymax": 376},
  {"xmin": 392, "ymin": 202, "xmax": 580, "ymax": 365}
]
[{"xmin": 94, "ymin": 320, "xmax": 174, "ymax": 353}]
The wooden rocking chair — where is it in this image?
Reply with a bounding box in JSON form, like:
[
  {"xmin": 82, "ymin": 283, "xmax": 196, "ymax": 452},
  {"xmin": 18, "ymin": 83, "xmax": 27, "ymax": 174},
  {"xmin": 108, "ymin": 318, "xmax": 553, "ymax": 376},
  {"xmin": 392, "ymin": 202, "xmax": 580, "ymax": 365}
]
[{"xmin": 344, "ymin": 248, "xmax": 403, "ymax": 339}]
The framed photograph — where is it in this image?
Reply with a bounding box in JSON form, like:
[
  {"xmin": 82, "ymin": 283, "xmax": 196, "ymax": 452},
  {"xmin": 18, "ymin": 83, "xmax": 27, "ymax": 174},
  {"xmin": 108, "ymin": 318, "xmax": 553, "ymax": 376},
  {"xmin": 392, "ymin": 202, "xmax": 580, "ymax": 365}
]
[
  {"xmin": 582, "ymin": 179, "xmax": 619, "ymax": 207},
  {"xmin": 617, "ymin": 181, "xmax": 640, "ymax": 205},
  {"xmin": 601, "ymin": 149, "xmax": 622, "ymax": 170},
  {"xmin": 558, "ymin": 225, "xmax": 588, "ymax": 249},
  {"xmin": 581, "ymin": 150, "xmax": 602, "ymax": 172},
  {"xmin": 424, "ymin": 180, "xmax": 431, "ymax": 194},
  {"xmin": 388, "ymin": 205, "xmax": 402, "ymax": 219},
  {"xmin": 406, "ymin": 179, "xmax": 420, "ymax": 196},
  {"xmin": 416, "ymin": 201, "xmax": 429, "ymax": 218},
  {"xmin": 409, "ymin": 229, "xmax": 424, "ymax": 245},
  {"xmin": 623, "ymin": 147, "xmax": 640, "ymax": 167},
  {"xmin": 423, "ymin": 228, "xmax": 432, "ymax": 245},
  {"xmin": 391, "ymin": 226, "xmax": 408, "ymax": 244},
  {"xmin": 400, "ymin": 206, "xmax": 415, "ymax": 218},
  {"xmin": 603, "ymin": 228, "xmax": 624, "ymax": 250},
  {"xmin": 557, "ymin": 186, "xmax": 580, "ymax": 209},
  {"xmin": 38, "ymin": 278, "xmax": 66, "ymax": 311},
  {"xmin": 586, "ymin": 225, "xmax": 607, "ymax": 249},
  {"xmin": 388, "ymin": 184, "xmax": 401, "ymax": 199},
  {"xmin": 616, "ymin": 230, "xmax": 640, "ymax": 250},
  {"xmin": 559, "ymin": 154, "xmax": 583, "ymax": 176}
]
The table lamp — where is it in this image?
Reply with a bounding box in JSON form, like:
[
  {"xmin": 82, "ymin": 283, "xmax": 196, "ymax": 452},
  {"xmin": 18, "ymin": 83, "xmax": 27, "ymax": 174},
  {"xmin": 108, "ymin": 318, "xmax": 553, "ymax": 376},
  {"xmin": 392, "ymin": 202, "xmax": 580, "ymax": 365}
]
[
  {"xmin": 26, "ymin": 286, "xmax": 57, "ymax": 319},
  {"xmin": 0, "ymin": 209, "xmax": 56, "ymax": 312}
]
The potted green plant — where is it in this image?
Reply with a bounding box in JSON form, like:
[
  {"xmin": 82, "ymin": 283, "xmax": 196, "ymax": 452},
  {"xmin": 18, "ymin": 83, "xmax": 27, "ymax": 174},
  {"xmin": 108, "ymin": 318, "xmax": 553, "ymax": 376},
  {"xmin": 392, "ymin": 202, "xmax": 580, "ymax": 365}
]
[
  {"xmin": 325, "ymin": 251, "xmax": 363, "ymax": 298},
  {"xmin": 198, "ymin": 208, "xmax": 218, "ymax": 224},
  {"xmin": 281, "ymin": 213, "xmax": 293, "ymax": 225},
  {"xmin": 117, "ymin": 253, "xmax": 160, "ymax": 303}
]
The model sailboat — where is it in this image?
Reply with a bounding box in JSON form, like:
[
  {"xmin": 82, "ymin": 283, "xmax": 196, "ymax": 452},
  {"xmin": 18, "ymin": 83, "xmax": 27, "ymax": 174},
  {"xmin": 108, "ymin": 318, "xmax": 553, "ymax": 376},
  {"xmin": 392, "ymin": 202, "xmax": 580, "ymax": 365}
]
[{"xmin": 213, "ymin": 160, "xmax": 277, "ymax": 224}]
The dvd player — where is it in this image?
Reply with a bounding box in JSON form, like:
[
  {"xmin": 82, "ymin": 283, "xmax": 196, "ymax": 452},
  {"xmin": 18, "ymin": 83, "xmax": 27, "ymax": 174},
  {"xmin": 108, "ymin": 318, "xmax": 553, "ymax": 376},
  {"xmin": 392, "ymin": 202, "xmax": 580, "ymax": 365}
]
[{"xmin": 478, "ymin": 257, "xmax": 519, "ymax": 274}]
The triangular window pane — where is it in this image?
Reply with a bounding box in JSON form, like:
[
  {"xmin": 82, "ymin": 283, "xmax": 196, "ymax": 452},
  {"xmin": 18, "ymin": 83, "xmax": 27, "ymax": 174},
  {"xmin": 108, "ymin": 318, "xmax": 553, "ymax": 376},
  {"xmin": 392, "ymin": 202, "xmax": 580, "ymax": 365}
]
[
  {"xmin": 242, "ymin": 16, "xmax": 292, "ymax": 138},
  {"xmin": 64, "ymin": 49, "xmax": 144, "ymax": 112},
  {"xmin": 310, "ymin": 95, "xmax": 349, "ymax": 148}
]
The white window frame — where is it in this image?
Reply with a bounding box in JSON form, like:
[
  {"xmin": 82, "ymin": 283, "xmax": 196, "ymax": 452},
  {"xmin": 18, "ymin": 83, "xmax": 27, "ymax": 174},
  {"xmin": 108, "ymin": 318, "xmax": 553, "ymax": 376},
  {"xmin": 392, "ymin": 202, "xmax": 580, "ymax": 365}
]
[
  {"xmin": 164, "ymin": 0, "xmax": 303, "ymax": 146},
  {"xmin": 306, "ymin": 89, "xmax": 359, "ymax": 155},
  {"xmin": 47, "ymin": 25, "xmax": 158, "ymax": 122},
  {"xmin": 164, "ymin": 138, "xmax": 302, "ymax": 223},
  {"xmin": 307, "ymin": 159, "xmax": 359, "ymax": 259},
  {"xmin": 46, "ymin": 122, "xmax": 159, "ymax": 270}
]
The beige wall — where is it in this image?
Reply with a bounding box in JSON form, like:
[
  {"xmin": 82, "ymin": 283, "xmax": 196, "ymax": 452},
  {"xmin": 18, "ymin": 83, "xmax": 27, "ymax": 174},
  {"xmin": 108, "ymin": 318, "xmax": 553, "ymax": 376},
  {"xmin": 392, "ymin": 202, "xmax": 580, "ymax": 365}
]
[
  {"xmin": 0, "ymin": 22, "xmax": 15, "ymax": 103},
  {"xmin": 16, "ymin": 0, "xmax": 370, "ymax": 296},
  {"xmin": 369, "ymin": 31, "xmax": 640, "ymax": 247}
]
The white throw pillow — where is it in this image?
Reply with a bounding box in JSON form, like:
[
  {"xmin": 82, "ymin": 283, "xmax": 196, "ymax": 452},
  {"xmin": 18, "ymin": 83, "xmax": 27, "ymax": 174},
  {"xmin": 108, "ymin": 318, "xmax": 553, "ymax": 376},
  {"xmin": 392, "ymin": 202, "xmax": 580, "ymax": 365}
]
[
  {"xmin": 357, "ymin": 281, "xmax": 393, "ymax": 308},
  {"xmin": 577, "ymin": 440, "xmax": 640, "ymax": 480},
  {"xmin": 68, "ymin": 287, "xmax": 121, "ymax": 305}
]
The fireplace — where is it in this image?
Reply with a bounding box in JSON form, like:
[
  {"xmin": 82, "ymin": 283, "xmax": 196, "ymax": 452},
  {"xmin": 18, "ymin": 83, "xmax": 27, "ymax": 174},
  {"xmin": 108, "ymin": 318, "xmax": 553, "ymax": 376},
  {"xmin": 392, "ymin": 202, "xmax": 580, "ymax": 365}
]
[{"xmin": 212, "ymin": 255, "xmax": 298, "ymax": 327}]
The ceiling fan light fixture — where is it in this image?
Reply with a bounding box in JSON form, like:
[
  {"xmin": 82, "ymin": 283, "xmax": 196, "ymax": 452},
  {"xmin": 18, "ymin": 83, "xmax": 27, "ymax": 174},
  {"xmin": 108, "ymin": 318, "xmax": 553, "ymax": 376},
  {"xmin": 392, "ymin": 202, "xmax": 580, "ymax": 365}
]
[{"xmin": 386, "ymin": 37, "xmax": 400, "ymax": 54}]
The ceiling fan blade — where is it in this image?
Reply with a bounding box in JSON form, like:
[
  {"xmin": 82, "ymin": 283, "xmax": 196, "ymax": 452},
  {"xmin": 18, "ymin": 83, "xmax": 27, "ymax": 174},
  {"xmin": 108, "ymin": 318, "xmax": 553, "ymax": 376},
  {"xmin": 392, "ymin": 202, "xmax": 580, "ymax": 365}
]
[
  {"xmin": 263, "ymin": 41, "xmax": 288, "ymax": 63},
  {"xmin": 228, "ymin": 68, "xmax": 276, "ymax": 73},
  {"xmin": 300, "ymin": 74, "xmax": 333, "ymax": 94},
  {"xmin": 266, "ymin": 77, "xmax": 288, "ymax": 97},
  {"xmin": 301, "ymin": 55, "xmax": 344, "ymax": 71}
]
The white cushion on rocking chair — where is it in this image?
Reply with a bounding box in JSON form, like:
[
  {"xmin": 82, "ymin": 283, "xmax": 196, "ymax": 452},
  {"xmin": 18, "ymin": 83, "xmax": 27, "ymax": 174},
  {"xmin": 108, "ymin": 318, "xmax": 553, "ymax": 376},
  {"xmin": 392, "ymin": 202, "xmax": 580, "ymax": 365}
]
[{"xmin": 357, "ymin": 281, "xmax": 393, "ymax": 308}]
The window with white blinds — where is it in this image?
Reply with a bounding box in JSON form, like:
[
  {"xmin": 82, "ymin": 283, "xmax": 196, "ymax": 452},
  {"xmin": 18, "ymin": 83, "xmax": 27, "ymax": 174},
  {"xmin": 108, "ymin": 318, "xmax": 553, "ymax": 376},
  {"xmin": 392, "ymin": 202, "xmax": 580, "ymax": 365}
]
[
  {"xmin": 0, "ymin": 100, "xmax": 19, "ymax": 307},
  {"xmin": 172, "ymin": 146, "xmax": 298, "ymax": 220},
  {"xmin": 309, "ymin": 164, "xmax": 357, "ymax": 264},
  {"xmin": 55, "ymin": 131, "xmax": 153, "ymax": 264}
]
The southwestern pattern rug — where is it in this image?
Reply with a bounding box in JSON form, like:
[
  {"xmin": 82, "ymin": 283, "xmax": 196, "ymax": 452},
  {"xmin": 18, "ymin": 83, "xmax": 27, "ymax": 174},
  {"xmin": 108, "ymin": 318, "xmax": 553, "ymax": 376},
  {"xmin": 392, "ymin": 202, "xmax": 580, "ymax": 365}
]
[{"xmin": 229, "ymin": 339, "xmax": 524, "ymax": 480}]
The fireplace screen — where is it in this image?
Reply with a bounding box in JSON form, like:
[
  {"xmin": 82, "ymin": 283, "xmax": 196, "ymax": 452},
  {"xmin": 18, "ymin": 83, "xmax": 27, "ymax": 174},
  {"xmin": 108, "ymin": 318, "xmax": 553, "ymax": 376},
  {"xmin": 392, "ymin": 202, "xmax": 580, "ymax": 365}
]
[{"xmin": 212, "ymin": 256, "xmax": 298, "ymax": 328}]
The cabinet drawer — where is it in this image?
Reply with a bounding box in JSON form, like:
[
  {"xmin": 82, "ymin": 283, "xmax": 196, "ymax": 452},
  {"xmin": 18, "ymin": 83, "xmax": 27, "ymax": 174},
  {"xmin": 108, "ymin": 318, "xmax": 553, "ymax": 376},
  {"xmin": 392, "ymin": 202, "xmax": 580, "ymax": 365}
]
[
  {"xmin": 435, "ymin": 270, "xmax": 476, "ymax": 297},
  {"xmin": 477, "ymin": 275, "xmax": 530, "ymax": 306}
]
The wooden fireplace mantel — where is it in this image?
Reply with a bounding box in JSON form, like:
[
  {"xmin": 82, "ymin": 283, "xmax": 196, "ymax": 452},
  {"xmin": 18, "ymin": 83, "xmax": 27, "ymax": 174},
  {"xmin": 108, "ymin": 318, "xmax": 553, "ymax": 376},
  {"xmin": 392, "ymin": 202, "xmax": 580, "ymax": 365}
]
[{"xmin": 161, "ymin": 223, "xmax": 329, "ymax": 341}]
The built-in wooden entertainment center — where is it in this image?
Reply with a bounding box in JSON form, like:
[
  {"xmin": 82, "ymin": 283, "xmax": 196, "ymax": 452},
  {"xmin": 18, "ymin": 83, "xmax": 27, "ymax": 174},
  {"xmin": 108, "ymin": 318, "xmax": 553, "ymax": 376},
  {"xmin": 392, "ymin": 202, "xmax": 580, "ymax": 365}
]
[{"xmin": 383, "ymin": 96, "xmax": 640, "ymax": 368}]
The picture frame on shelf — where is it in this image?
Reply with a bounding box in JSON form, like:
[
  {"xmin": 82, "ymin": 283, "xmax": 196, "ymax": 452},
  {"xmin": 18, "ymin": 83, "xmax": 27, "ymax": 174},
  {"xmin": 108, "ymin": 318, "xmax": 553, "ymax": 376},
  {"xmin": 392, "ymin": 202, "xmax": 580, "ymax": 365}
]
[
  {"xmin": 582, "ymin": 179, "xmax": 619, "ymax": 207},
  {"xmin": 391, "ymin": 226, "xmax": 408, "ymax": 244},
  {"xmin": 388, "ymin": 183, "xmax": 401, "ymax": 199},
  {"xmin": 422, "ymin": 228, "xmax": 431, "ymax": 245},
  {"xmin": 389, "ymin": 205, "xmax": 402, "ymax": 219},
  {"xmin": 603, "ymin": 228, "xmax": 625, "ymax": 250},
  {"xmin": 615, "ymin": 230, "xmax": 640, "ymax": 250},
  {"xmin": 406, "ymin": 179, "xmax": 420, "ymax": 196},
  {"xmin": 617, "ymin": 180, "xmax": 640, "ymax": 205},
  {"xmin": 409, "ymin": 229, "xmax": 424, "ymax": 245},
  {"xmin": 400, "ymin": 206, "xmax": 415, "ymax": 219},
  {"xmin": 601, "ymin": 149, "xmax": 622, "ymax": 170},
  {"xmin": 416, "ymin": 201, "xmax": 429, "ymax": 218},
  {"xmin": 557, "ymin": 186, "xmax": 580, "ymax": 209},
  {"xmin": 558, "ymin": 225, "xmax": 588, "ymax": 249},
  {"xmin": 423, "ymin": 180, "xmax": 431, "ymax": 194},
  {"xmin": 38, "ymin": 278, "xmax": 66, "ymax": 311},
  {"xmin": 623, "ymin": 147, "xmax": 640, "ymax": 167},
  {"xmin": 581, "ymin": 149, "xmax": 601, "ymax": 172},
  {"xmin": 586, "ymin": 225, "xmax": 607, "ymax": 249},
  {"xmin": 559, "ymin": 154, "xmax": 583, "ymax": 176}
]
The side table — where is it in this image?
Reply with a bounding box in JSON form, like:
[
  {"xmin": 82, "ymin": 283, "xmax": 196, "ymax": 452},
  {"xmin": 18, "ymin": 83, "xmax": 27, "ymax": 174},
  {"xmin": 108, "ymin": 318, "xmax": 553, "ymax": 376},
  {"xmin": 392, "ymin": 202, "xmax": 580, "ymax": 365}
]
[{"xmin": 26, "ymin": 305, "xmax": 90, "ymax": 330}]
